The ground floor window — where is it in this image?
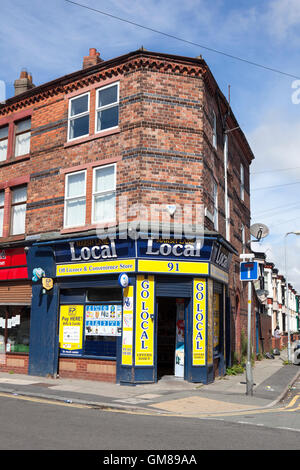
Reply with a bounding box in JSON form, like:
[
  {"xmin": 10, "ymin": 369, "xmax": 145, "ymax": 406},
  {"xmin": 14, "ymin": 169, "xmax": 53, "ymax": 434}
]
[
  {"xmin": 0, "ymin": 305, "xmax": 30, "ymax": 353},
  {"xmin": 59, "ymin": 287, "xmax": 122, "ymax": 359}
]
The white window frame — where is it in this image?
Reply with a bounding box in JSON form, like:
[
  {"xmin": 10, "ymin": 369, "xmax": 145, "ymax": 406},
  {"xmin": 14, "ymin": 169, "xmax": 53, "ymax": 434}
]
[
  {"xmin": 14, "ymin": 117, "xmax": 31, "ymax": 157},
  {"xmin": 240, "ymin": 163, "xmax": 245, "ymax": 201},
  {"xmin": 10, "ymin": 186, "xmax": 27, "ymax": 235},
  {"xmin": 213, "ymin": 181, "xmax": 218, "ymax": 231},
  {"xmin": 0, "ymin": 125, "xmax": 8, "ymax": 162},
  {"xmin": 67, "ymin": 92, "xmax": 90, "ymax": 142},
  {"xmin": 92, "ymin": 163, "xmax": 116, "ymax": 224},
  {"xmin": 0, "ymin": 191, "xmax": 4, "ymax": 237},
  {"xmin": 64, "ymin": 170, "xmax": 87, "ymax": 228},
  {"xmin": 95, "ymin": 82, "xmax": 119, "ymax": 134},
  {"xmin": 241, "ymin": 224, "xmax": 245, "ymax": 253},
  {"xmin": 212, "ymin": 110, "xmax": 217, "ymax": 149}
]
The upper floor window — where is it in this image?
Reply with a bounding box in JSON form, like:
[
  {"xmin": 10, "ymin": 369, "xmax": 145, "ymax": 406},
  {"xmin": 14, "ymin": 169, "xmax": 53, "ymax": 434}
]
[
  {"xmin": 68, "ymin": 93, "xmax": 90, "ymax": 141},
  {"xmin": 212, "ymin": 110, "xmax": 217, "ymax": 149},
  {"xmin": 0, "ymin": 191, "xmax": 4, "ymax": 237},
  {"xmin": 10, "ymin": 186, "xmax": 27, "ymax": 235},
  {"xmin": 0, "ymin": 125, "xmax": 8, "ymax": 162},
  {"xmin": 64, "ymin": 170, "xmax": 86, "ymax": 227},
  {"xmin": 240, "ymin": 163, "xmax": 245, "ymax": 201},
  {"xmin": 15, "ymin": 118, "xmax": 31, "ymax": 157},
  {"xmin": 92, "ymin": 164, "xmax": 116, "ymax": 223},
  {"xmin": 213, "ymin": 181, "xmax": 218, "ymax": 231},
  {"xmin": 96, "ymin": 83, "xmax": 119, "ymax": 133},
  {"xmin": 63, "ymin": 164, "xmax": 117, "ymax": 230}
]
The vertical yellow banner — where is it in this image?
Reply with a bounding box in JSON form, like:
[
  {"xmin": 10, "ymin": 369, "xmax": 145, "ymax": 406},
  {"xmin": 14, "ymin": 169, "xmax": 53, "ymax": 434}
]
[
  {"xmin": 122, "ymin": 285, "xmax": 134, "ymax": 366},
  {"xmin": 207, "ymin": 280, "xmax": 213, "ymax": 365},
  {"xmin": 135, "ymin": 275, "xmax": 155, "ymax": 366},
  {"xmin": 192, "ymin": 279, "xmax": 206, "ymax": 366}
]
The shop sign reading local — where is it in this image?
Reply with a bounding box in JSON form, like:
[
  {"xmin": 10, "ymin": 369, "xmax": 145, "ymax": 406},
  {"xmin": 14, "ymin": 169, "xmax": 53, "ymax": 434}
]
[{"xmin": 67, "ymin": 238, "xmax": 203, "ymax": 262}]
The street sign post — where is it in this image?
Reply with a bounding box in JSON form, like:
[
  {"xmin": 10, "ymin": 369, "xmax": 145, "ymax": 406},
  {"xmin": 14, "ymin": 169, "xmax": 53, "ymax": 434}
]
[
  {"xmin": 240, "ymin": 261, "xmax": 259, "ymax": 281},
  {"xmin": 240, "ymin": 258, "xmax": 260, "ymax": 396}
]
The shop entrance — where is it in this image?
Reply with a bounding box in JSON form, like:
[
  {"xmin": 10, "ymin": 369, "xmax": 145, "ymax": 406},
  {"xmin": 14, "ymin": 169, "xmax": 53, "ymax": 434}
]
[{"xmin": 156, "ymin": 297, "xmax": 185, "ymax": 379}]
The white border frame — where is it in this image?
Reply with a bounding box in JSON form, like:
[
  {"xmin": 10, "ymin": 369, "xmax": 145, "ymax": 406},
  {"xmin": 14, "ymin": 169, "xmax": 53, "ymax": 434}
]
[
  {"xmin": 91, "ymin": 163, "xmax": 116, "ymax": 224},
  {"xmin": 95, "ymin": 82, "xmax": 119, "ymax": 134},
  {"xmin": 63, "ymin": 169, "xmax": 87, "ymax": 228},
  {"xmin": 67, "ymin": 92, "xmax": 90, "ymax": 142}
]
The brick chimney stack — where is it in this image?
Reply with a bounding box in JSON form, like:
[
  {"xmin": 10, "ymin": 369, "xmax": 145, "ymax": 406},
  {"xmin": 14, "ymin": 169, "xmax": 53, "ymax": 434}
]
[
  {"xmin": 14, "ymin": 69, "xmax": 35, "ymax": 96},
  {"xmin": 82, "ymin": 48, "xmax": 103, "ymax": 69}
]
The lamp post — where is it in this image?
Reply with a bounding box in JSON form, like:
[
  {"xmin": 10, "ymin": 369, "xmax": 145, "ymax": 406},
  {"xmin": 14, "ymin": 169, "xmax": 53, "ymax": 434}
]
[{"xmin": 284, "ymin": 231, "xmax": 300, "ymax": 363}]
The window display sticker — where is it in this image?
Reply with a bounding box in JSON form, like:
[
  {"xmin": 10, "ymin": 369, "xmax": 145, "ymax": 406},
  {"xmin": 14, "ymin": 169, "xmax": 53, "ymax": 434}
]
[
  {"xmin": 85, "ymin": 304, "xmax": 121, "ymax": 337},
  {"xmin": 59, "ymin": 305, "xmax": 84, "ymax": 355}
]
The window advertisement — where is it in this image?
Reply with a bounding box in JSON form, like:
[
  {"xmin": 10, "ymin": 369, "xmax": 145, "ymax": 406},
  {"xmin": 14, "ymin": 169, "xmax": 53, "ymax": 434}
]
[
  {"xmin": 135, "ymin": 275, "xmax": 155, "ymax": 366},
  {"xmin": 121, "ymin": 285, "xmax": 134, "ymax": 366},
  {"xmin": 213, "ymin": 293, "xmax": 220, "ymax": 354},
  {"xmin": 59, "ymin": 305, "xmax": 84, "ymax": 356},
  {"xmin": 85, "ymin": 304, "xmax": 122, "ymax": 337},
  {"xmin": 175, "ymin": 299, "xmax": 185, "ymax": 377},
  {"xmin": 192, "ymin": 278, "xmax": 206, "ymax": 366}
]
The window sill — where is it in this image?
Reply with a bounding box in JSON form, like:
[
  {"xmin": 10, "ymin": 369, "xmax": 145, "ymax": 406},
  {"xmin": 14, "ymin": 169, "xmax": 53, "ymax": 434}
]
[
  {"xmin": 0, "ymin": 234, "xmax": 25, "ymax": 243},
  {"xmin": 0, "ymin": 154, "xmax": 30, "ymax": 168},
  {"xmin": 64, "ymin": 128, "xmax": 120, "ymax": 148},
  {"xmin": 61, "ymin": 221, "xmax": 117, "ymax": 235}
]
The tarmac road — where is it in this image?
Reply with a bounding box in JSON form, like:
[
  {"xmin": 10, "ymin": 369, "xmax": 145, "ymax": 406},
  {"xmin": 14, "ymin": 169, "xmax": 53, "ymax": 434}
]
[{"xmin": 0, "ymin": 392, "xmax": 300, "ymax": 451}]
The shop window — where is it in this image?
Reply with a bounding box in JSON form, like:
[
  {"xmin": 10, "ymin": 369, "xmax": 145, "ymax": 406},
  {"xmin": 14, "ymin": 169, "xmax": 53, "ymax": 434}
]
[
  {"xmin": 0, "ymin": 306, "xmax": 30, "ymax": 354},
  {"xmin": 68, "ymin": 92, "xmax": 90, "ymax": 141},
  {"xmin": 59, "ymin": 288, "xmax": 122, "ymax": 359},
  {"xmin": 84, "ymin": 303, "xmax": 122, "ymax": 358},
  {"xmin": 10, "ymin": 186, "xmax": 27, "ymax": 235},
  {"xmin": 96, "ymin": 82, "xmax": 119, "ymax": 132},
  {"xmin": 0, "ymin": 125, "xmax": 8, "ymax": 161},
  {"xmin": 87, "ymin": 287, "xmax": 122, "ymax": 302},
  {"xmin": 64, "ymin": 170, "xmax": 86, "ymax": 228},
  {"xmin": 92, "ymin": 164, "xmax": 116, "ymax": 223},
  {"xmin": 14, "ymin": 118, "xmax": 31, "ymax": 157},
  {"xmin": 0, "ymin": 191, "xmax": 4, "ymax": 237}
]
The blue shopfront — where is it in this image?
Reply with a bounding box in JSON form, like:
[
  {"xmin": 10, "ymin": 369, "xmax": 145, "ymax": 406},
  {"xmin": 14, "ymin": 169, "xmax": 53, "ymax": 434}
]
[{"xmin": 26, "ymin": 233, "xmax": 235, "ymax": 384}]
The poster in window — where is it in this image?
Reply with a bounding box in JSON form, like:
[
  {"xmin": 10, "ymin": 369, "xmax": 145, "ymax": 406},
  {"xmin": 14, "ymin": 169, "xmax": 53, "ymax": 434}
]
[
  {"xmin": 59, "ymin": 305, "xmax": 84, "ymax": 356},
  {"xmin": 85, "ymin": 304, "xmax": 122, "ymax": 337}
]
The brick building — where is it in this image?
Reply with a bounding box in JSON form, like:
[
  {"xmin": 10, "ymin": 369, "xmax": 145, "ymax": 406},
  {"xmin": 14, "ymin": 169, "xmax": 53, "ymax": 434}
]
[{"xmin": 0, "ymin": 48, "xmax": 254, "ymax": 384}]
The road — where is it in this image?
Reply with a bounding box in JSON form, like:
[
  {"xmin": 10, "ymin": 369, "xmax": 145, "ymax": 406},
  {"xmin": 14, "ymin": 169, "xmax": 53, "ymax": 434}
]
[{"xmin": 0, "ymin": 392, "xmax": 299, "ymax": 452}]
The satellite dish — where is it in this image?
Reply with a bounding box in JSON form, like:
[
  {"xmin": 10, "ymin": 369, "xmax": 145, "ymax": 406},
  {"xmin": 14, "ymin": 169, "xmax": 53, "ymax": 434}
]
[{"xmin": 250, "ymin": 223, "xmax": 269, "ymax": 241}]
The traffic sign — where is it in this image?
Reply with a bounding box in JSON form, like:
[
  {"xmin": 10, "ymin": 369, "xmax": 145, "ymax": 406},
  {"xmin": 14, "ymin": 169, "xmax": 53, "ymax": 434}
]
[{"xmin": 240, "ymin": 261, "xmax": 259, "ymax": 281}]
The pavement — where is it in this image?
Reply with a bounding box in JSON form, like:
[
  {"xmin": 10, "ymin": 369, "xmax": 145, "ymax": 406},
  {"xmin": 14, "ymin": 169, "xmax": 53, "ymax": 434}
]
[{"xmin": 0, "ymin": 349, "xmax": 299, "ymax": 418}]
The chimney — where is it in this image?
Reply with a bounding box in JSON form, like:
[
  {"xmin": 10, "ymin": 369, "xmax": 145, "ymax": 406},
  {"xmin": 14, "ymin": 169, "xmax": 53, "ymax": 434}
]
[
  {"xmin": 82, "ymin": 48, "xmax": 103, "ymax": 69},
  {"xmin": 14, "ymin": 69, "xmax": 35, "ymax": 96}
]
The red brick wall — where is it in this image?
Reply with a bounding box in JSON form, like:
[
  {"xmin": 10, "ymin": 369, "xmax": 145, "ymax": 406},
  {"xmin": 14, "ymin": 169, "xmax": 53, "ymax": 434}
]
[
  {"xmin": 0, "ymin": 354, "xmax": 29, "ymax": 374},
  {"xmin": 58, "ymin": 358, "xmax": 116, "ymax": 382}
]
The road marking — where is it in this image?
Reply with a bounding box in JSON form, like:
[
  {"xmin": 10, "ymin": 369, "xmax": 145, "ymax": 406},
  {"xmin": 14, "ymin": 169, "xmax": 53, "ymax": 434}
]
[
  {"xmin": 285, "ymin": 394, "xmax": 300, "ymax": 408},
  {"xmin": 0, "ymin": 392, "xmax": 89, "ymax": 409}
]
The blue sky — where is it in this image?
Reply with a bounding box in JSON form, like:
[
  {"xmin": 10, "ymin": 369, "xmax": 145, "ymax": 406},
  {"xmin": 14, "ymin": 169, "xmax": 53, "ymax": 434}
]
[{"xmin": 1, "ymin": 0, "xmax": 300, "ymax": 289}]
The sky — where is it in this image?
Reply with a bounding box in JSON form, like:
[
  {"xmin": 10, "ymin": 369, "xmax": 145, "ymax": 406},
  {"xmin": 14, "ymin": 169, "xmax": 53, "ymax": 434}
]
[{"xmin": 1, "ymin": 0, "xmax": 300, "ymax": 289}]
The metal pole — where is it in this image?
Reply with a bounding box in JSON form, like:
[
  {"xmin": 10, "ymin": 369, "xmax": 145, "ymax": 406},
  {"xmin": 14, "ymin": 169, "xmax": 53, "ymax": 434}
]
[
  {"xmin": 246, "ymin": 280, "xmax": 253, "ymax": 395},
  {"xmin": 285, "ymin": 234, "xmax": 291, "ymax": 363}
]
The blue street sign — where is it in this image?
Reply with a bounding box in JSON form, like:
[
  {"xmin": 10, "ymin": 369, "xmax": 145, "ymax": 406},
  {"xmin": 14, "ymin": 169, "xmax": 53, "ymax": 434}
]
[{"xmin": 240, "ymin": 261, "xmax": 259, "ymax": 281}]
